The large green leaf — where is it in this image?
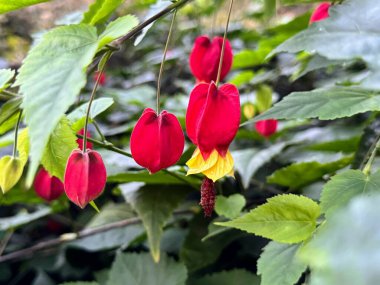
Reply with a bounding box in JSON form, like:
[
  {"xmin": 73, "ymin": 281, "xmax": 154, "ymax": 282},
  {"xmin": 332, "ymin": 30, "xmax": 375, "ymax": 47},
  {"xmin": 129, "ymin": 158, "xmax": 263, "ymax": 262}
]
[
  {"xmin": 192, "ymin": 269, "xmax": 260, "ymax": 285},
  {"xmin": 81, "ymin": 0, "xmax": 124, "ymax": 25},
  {"xmin": 106, "ymin": 252, "xmax": 187, "ymax": 285},
  {"xmin": 0, "ymin": 69, "xmax": 14, "ymax": 90},
  {"xmin": 0, "ymin": 206, "xmax": 51, "ymax": 231},
  {"xmin": 216, "ymin": 194, "xmax": 321, "ymax": 243},
  {"xmin": 270, "ymin": 0, "xmax": 380, "ymax": 67},
  {"xmin": 267, "ymin": 156, "xmax": 352, "ymax": 189},
  {"xmin": 120, "ymin": 183, "xmax": 190, "ymax": 262},
  {"xmin": 17, "ymin": 24, "xmax": 99, "ymax": 186},
  {"xmin": 0, "ymin": 0, "xmax": 50, "ymax": 14},
  {"xmin": 253, "ymin": 88, "xmax": 380, "ymax": 121},
  {"xmin": 320, "ymin": 169, "xmax": 380, "ymax": 218},
  {"xmin": 257, "ymin": 241, "xmax": 306, "ymax": 285}
]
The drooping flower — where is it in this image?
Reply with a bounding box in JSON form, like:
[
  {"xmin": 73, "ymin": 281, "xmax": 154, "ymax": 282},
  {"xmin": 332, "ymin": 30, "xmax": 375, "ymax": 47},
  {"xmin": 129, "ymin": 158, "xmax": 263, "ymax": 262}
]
[
  {"xmin": 200, "ymin": 178, "xmax": 216, "ymax": 217},
  {"xmin": 186, "ymin": 82, "xmax": 240, "ymax": 182},
  {"xmin": 189, "ymin": 36, "xmax": 233, "ymax": 83},
  {"xmin": 131, "ymin": 108, "xmax": 185, "ymax": 174},
  {"xmin": 64, "ymin": 149, "xmax": 107, "ymax": 208},
  {"xmin": 77, "ymin": 128, "xmax": 93, "ymax": 151},
  {"xmin": 34, "ymin": 168, "xmax": 64, "ymax": 202},
  {"xmin": 94, "ymin": 71, "xmax": 106, "ymax": 86},
  {"xmin": 310, "ymin": 2, "xmax": 331, "ymax": 24},
  {"xmin": 0, "ymin": 156, "xmax": 24, "ymax": 194},
  {"xmin": 255, "ymin": 119, "xmax": 278, "ymax": 138}
]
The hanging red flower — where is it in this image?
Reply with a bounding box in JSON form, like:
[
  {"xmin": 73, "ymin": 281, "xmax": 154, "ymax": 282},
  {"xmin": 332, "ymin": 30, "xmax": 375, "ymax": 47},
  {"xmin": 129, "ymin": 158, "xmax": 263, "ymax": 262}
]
[
  {"xmin": 94, "ymin": 71, "xmax": 106, "ymax": 86},
  {"xmin": 255, "ymin": 119, "xmax": 278, "ymax": 138},
  {"xmin": 186, "ymin": 82, "xmax": 240, "ymax": 182},
  {"xmin": 130, "ymin": 108, "xmax": 185, "ymax": 174},
  {"xmin": 310, "ymin": 2, "xmax": 331, "ymax": 24},
  {"xmin": 64, "ymin": 149, "xmax": 107, "ymax": 208},
  {"xmin": 34, "ymin": 168, "xmax": 64, "ymax": 202},
  {"xmin": 189, "ymin": 36, "xmax": 233, "ymax": 83},
  {"xmin": 77, "ymin": 128, "xmax": 93, "ymax": 151}
]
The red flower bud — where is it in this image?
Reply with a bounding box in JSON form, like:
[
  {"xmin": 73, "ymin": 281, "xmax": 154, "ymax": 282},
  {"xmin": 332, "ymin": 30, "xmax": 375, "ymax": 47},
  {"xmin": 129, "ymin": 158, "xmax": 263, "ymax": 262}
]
[
  {"xmin": 255, "ymin": 119, "xmax": 278, "ymax": 138},
  {"xmin": 310, "ymin": 2, "xmax": 331, "ymax": 24},
  {"xmin": 34, "ymin": 168, "xmax": 64, "ymax": 202},
  {"xmin": 64, "ymin": 149, "xmax": 107, "ymax": 208},
  {"xmin": 186, "ymin": 82, "xmax": 240, "ymax": 159},
  {"xmin": 131, "ymin": 108, "xmax": 185, "ymax": 174},
  {"xmin": 189, "ymin": 36, "xmax": 233, "ymax": 83},
  {"xmin": 77, "ymin": 128, "xmax": 93, "ymax": 151},
  {"xmin": 200, "ymin": 178, "xmax": 216, "ymax": 217},
  {"xmin": 94, "ymin": 71, "xmax": 106, "ymax": 86}
]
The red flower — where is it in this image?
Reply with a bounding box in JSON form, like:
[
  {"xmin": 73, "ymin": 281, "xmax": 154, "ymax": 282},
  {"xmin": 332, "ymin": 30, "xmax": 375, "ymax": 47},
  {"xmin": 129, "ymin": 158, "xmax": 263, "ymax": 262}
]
[
  {"xmin": 186, "ymin": 82, "xmax": 240, "ymax": 181},
  {"xmin": 255, "ymin": 119, "xmax": 278, "ymax": 138},
  {"xmin": 34, "ymin": 168, "xmax": 64, "ymax": 202},
  {"xmin": 77, "ymin": 128, "xmax": 93, "ymax": 151},
  {"xmin": 310, "ymin": 2, "xmax": 331, "ymax": 24},
  {"xmin": 94, "ymin": 71, "xmax": 106, "ymax": 86},
  {"xmin": 64, "ymin": 149, "xmax": 107, "ymax": 208},
  {"xmin": 130, "ymin": 108, "xmax": 185, "ymax": 174},
  {"xmin": 189, "ymin": 36, "xmax": 233, "ymax": 83}
]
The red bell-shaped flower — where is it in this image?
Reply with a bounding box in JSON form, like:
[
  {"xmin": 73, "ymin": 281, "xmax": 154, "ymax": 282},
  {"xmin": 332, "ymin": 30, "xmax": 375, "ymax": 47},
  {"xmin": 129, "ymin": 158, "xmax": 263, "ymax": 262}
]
[
  {"xmin": 130, "ymin": 108, "xmax": 185, "ymax": 174},
  {"xmin": 64, "ymin": 149, "xmax": 107, "ymax": 208},
  {"xmin": 94, "ymin": 71, "xmax": 106, "ymax": 86},
  {"xmin": 34, "ymin": 168, "xmax": 64, "ymax": 202},
  {"xmin": 310, "ymin": 2, "xmax": 331, "ymax": 24},
  {"xmin": 77, "ymin": 128, "xmax": 93, "ymax": 151},
  {"xmin": 255, "ymin": 119, "xmax": 278, "ymax": 138},
  {"xmin": 186, "ymin": 82, "xmax": 240, "ymax": 159},
  {"xmin": 189, "ymin": 36, "xmax": 233, "ymax": 83}
]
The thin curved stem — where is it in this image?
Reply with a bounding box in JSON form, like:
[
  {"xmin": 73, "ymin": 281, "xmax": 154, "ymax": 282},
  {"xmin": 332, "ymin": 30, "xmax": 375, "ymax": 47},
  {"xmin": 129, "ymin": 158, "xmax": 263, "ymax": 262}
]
[
  {"xmin": 215, "ymin": 0, "xmax": 234, "ymax": 86},
  {"xmin": 156, "ymin": 9, "xmax": 177, "ymax": 114},
  {"xmin": 12, "ymin": 111, "xmax": 22, "ymax": 158}
]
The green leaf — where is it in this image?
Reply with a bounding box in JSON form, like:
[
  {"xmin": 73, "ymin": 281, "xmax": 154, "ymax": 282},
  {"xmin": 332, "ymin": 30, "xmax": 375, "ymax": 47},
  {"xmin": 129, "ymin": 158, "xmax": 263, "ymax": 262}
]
[
  {"xmin": 229, "ymin": 71, "xmax": 255, "ymax": 87},
  {"xmin": 120, "ymin": 183, "xmax": 190, "ymax": 262},
  {"xmin": 256, "ymin": 84, "xmax": 273, "ymax": 113},
  {"xmin": 271, "ymin": 0, "xmax": 380, "ymax": 67},
  {"xmin": 0, "ymin": 0, "xmax": 50, "ymax": 14},
  {"xmin": 192, "ymin": 269, "xmax": 260, "ymax": 285},
  {"xmin": 82, "ymin": 0, "xmax": 124, "ymax": 25},
  {"xmin": 257, "ymin": 241, "xmax": 306, "ymax": 285},
  {"xmin": 41, "ymin": 117, "xmax": 77, "ymax": 181},
  {"xmin": 254, "ymin": 88, "xmax": 380, "ymax": 121},
  {"xmin": 216, "ymin": 194, "xmax": 321, "ymax": 243},
  {"xmin": 320, "ymin": 169, "xmax": 380, "ymax": 218},
  {"xmin": 0, "ymin": 97, "xmax": 22, "ymax": 128},
  {"xmin": 215, "ymin": 194, "xmax": 246, "ymax": 219},
  {"xmin": 60, "ymin": 282, "xmax": 99, "ymax": 285},
  {"xmin": 0, "ymin": 69, "xmax": 14, "ymax": 90},
  {"xmin": 267, "ymin": 156, "xmax": 352, "ymax": 189},
  {"xmin": 106, "ymin": 252, "xmax": 187, "ymax": 285},
  {"xmin": 264, "ymin": 0, "xmax": 276, "ymax": 19},
  {"xmin": 98, "ymin": 15, "xmax": 139, "ymax": 48},
  {"xmin": 17, "ymin": 128, "xmax": 30, "ymax": 165},
  {"xmin": 17, "ymin": 24, "xmax": 99, "ymax": 186},
  {"xmin": 0, "ymin": 206, "xmax": 51, "ymax": 231}
]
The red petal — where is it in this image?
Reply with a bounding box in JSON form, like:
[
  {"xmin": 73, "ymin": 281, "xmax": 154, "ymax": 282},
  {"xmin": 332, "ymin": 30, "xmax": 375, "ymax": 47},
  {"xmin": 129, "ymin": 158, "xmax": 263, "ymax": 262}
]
[
  {"xmin": 189, "ymin": 36, "xmax": 233, "ymax": 83},
  {"xmin": 310, "ymin": 2, "xmax": 331, "ymax": 23},
  {"xmin": 34, "ymin": 168, "xmax": 64, "ymax": 202},
  {"xmin": 130, "ymin": 108, "xmax": 185, "ymax": 173},
  {"xmin": 255, "ymin": 119, "xmax": 278, "ymax": 137},
  {"xmin": 64, "ymin": 149, "xmax": 107, "ymax": 208},
  {"xmin": 77, "ymin": 128, "xmax": 93, "ymax": 150},
  {"xmin": 94, "ymin": 71, "xmax": 106, "ymax": 86},
  {"xmin": 186, "ymin": 82, "xmax": 240, "ymax": 158}
]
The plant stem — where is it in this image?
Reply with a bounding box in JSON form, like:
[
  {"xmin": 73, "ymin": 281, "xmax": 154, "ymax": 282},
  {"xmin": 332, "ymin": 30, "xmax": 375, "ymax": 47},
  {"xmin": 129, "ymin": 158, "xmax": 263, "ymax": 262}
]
[
  {"xmin": 12, "ymin": 111, "xmax": 22, "ymax": 158},
  {"xmin": 0, "ymin": 230, "xmax": 13, "ymax": 256},
  {"xmin": 0, "ymin": 90, "xmax": 17, "ymax": 97},
  {"xmin": 93, "ymin": 120, "xmax": 107, "ymax": 143},
  {"xmin": 215, "ymin": 0, "xmax": 234, "ymax": 86},
  {"xmin": 363, "ymin": 136, "xmax": 380, "ymax": 175},
  {"xmin": 77, "ymin": 134, "xmax": 132, "ymax": 157},
  {"xmin": 156, "ymin": 9, "xmax": 177, "ymax": 114}
]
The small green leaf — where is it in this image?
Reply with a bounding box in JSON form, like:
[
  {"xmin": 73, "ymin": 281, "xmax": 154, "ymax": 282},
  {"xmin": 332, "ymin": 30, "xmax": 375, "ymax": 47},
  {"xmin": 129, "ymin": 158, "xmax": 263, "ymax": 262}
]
[
  {"xmin": 256, "ymin": 84, "xmax": 273, "ymax": 113},
  {"xmin": 81, "ymin": 0, "xmax": 124, "ymax": 25},
  {"xmin": 0, "ymin": 156, "xmax": 24, "ymax": 194},
  {"xmin": 17, "ymin": 128, "xmax": 30, "ymax": 165},
  {"xmin": 215, "ymin": 194, "xmax": 246, "ymax": 219},
  {"xmin": 0, "ymin": 69, "xmax": 15, "ymax": 90},
  {"xmin": 0, "ymin": 97, "xmax": 22, "ymax": 128},
  {"xmin": 257, "ymin": 241, "xmax": 306, "ymax": 285},
  {"xmin": 216, "ymin": 194, "xmax": 321, "ymax": 243},
  {"xmin": 0, "ymin": 0, "xmax": 51, "ymax": 14},
  {"xmin": 229, "ymin": 71, "xmax": 255, "ymax": 87},
  {"xmin": 192, "ymin": 269, "xmax": 260, "ymax": 285}
]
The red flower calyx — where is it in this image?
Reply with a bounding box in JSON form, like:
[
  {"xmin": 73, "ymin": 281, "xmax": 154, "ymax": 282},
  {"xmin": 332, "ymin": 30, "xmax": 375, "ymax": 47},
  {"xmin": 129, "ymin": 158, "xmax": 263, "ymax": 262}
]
[
  {"xmin": 189, "ymin": 36, "xmax": 233, "ymax": 83},
  {"xmin": 130, "ymin": 108, "xmax": 185, "ymax": 174},
  {"xmin": 310, "ymin": 2, "xmax": 331, "ymax": 24},
  {"xmin": 255, "ymin": 119, "xmax": 278, "ymax": 138},
  {"xmin": 34, "ymin": 168, "xmax": 64, "ymax": 202}
]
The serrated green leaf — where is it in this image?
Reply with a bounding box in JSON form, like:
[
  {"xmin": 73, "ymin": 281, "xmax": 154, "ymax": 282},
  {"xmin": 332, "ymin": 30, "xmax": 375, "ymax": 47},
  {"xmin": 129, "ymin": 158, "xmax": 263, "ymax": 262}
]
[
  {"xmin": 258, "ymin": 241, "xmax": 306, "ymax": 285},
  {"xmin": 120, "ymin": 183, "xmax": 190, "ymax": 262},
  {"xmin": 17, "ymin": 24, "xmax": 99, "ymax": 186},
  {"xmin": 81, "ymin": 0, "xmax": 124, "ymax": 25},
  {"xmin": 106, "ymin": 252, "xmax": 187, "ymax": 285},
  {"xmin": 268, "ymin": 156, "xmax": 352, "ymax": 189},
  {"xmin": 254, "ymin": 88, "xmax": 380, "ymax": 121},
  {"xmin": 192, "ymin": 269, "xmax": 260, "ymax": 285},
  {"xmin": 320, "ymin": 169, "xmax": 380, "ymax": 218},
  {"xmin": 98, "ymin": 15, "xmax": 139, "ymax": 48},
  {"xmin": 17, "ymin": 128, "xmax": 30, "ymax": 165},
  {"xmin": 0, "ymin": 69, "xmax": 14, "ymax": 90},
  {"xmin": 41, "ymin": 117, "xmax": 77, "ymax": 181},
  {"xmin": 216, "ymin": 194, "xmax": 321, "ymax": 243},
  {"xmin": 0, "ymin": 0, "xmax": 51, "ymax": 14},
  {"xmin": 215, "ymin": 194, "xmax": 246, "ymax": 219}
]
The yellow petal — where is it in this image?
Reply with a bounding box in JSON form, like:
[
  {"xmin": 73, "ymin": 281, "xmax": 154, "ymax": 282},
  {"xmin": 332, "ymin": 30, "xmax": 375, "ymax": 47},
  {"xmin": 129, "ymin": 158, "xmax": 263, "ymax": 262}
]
[
  {"xmin": 203, "ymin": 150, "xmax": 234, "ymax": 182},
  {"xmin": 186, "ymin": 148, "xmax": 218, "ymax": 175}
]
